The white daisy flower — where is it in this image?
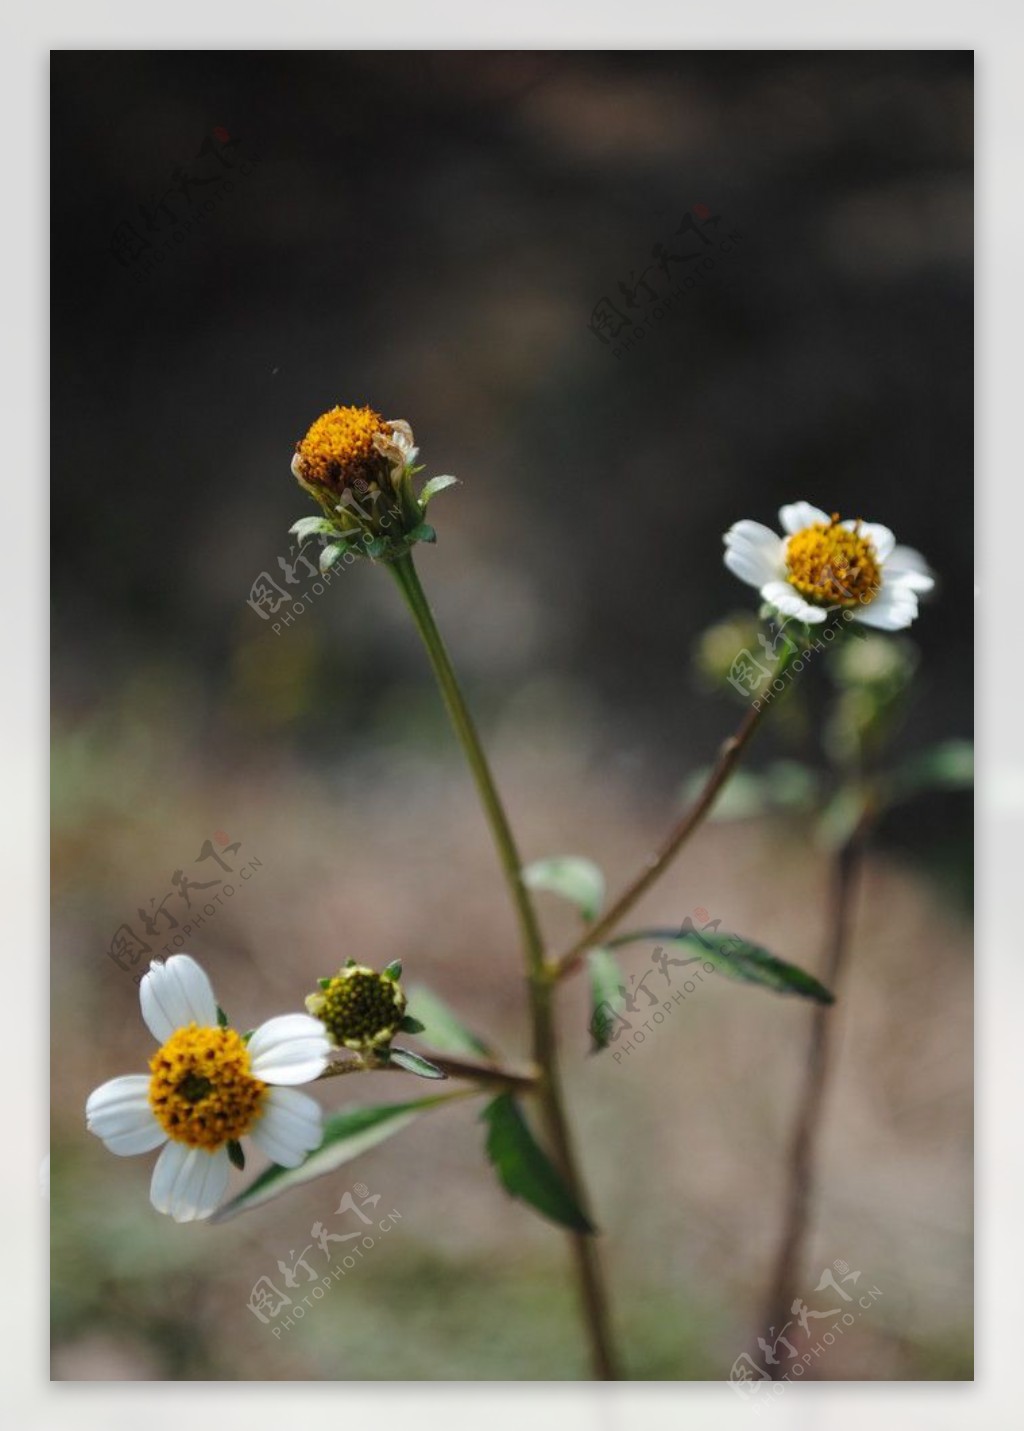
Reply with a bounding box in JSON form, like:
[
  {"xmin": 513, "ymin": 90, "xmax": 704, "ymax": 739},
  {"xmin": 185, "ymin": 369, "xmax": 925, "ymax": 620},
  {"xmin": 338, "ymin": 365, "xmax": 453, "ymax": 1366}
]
[
  {"xmin": 723, "ymin": 501, "xmax": 934, "ymax": 630},
  {"xmin": 86, "ymin": 955, "xmax": 331, "ymax": 1223}
]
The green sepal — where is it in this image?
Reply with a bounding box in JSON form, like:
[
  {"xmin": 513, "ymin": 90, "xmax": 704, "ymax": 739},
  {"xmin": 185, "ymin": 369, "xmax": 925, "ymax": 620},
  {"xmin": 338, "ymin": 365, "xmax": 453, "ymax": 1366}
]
[
  {"xmin": 320, "ymin": 541, "xmax": 350, "ymax": 574},
  {"xmin": 290, "ymin": 515, "xmax": 341, "ymax": 546},
  {"xmin": 317, "ymin": 977, "xmax": 333, "ymax": 990},
  {"xmin": 399, "ymin": 1015, "xmax": 426, "ymax": 1034},
  {"xmin": 409, "ymin": 522, "xmax": 437, "ymax": 545},
  {"xmin": 419, "ymin": 474, "xmax": 459, "ymax": 507},
  {"xmin": 389, "ymin": 1046, "xmax": 447, "ymax": 1080},
  {"xmin": 216, "ymin": 1005, "xmax": 229, "ymax": 1028},
  {"xmin": 382, "ymin": 959, "xmax": 403, "ymax": 981},
  {"xmin": 227, "ymin": 1140, "xmax": 246, "ymax": 1170}
]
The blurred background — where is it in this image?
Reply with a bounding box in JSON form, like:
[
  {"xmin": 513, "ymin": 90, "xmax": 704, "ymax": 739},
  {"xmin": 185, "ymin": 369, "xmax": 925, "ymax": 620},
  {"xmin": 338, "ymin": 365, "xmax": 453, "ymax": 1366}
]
[{"xmin": 51, "ymin": 50, "xmax": 973, "ymax": 1380}]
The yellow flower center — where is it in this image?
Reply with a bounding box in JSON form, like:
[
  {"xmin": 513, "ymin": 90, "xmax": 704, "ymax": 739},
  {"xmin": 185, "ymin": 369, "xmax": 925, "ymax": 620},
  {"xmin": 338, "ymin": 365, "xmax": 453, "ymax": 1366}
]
[
  {"xmin": 785, "ymin": 515, "xmax": 881, "ymax": 608},
  {"xmin": 294, "ymin": 405, "xmax": 392, "ymax": 492},
  {"xmin": 148, "ymin": 1024, "xmax": 266, "ymax": 1150}
]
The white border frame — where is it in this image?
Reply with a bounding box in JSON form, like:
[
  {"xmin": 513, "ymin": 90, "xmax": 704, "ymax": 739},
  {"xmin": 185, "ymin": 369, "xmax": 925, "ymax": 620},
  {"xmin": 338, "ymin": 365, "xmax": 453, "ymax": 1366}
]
[{"xmin": 11, "ymin": 4, "xmax": 1014, "ymax": 1426}]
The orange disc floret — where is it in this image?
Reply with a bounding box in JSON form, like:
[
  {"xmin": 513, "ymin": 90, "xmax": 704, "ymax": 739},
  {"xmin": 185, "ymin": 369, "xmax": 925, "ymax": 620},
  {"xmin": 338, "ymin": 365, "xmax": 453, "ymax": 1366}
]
[
  {"xmin": 148, "ymin": 1023, "xmax": 266, "ymax": 1150},
  {"xmin": 294, "ymin": 404, "xmax": 392, "ymax": 493},
  {"xmin": 785, "ymin": 515, "xmax": 882, "ymax": 608}
]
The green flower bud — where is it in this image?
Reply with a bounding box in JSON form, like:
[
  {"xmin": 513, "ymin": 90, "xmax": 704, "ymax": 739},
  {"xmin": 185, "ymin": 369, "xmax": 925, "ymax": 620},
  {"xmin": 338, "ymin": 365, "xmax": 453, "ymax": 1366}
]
[{"xmin": 305, "ymin": 965, "xmax": 407, "ymax": 1051}]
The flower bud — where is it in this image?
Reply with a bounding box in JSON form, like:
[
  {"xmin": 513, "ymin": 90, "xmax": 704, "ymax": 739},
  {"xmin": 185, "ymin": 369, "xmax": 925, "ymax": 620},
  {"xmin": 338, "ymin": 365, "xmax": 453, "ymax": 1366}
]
[
  {"xmin": 305, "ymin": 964, "xmax": 407, "ymax": 1051},
  {"xmin": 290, "ymin": 405, "xmax": 452, "ymax": 561}
]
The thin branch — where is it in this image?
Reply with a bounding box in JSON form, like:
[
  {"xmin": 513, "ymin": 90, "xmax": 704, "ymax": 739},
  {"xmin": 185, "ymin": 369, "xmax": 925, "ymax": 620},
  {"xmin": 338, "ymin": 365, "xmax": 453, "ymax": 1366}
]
[
  {"xmin": 553, "ymin": 699, "xmax": 769, "ymax": 981},
  {"xmin": 759, "ymin": 799, "xmax": 874, "ymax": 1369},
  {"xmin": 318, "ymin": 1050, "xmax": 539, "ymax": 1092}
]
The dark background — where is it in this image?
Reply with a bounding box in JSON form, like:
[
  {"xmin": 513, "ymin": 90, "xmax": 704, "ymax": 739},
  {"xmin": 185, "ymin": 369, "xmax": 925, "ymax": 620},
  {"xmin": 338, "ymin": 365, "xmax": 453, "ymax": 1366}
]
[{"xmin": 51, "ymin": 51, "xmax": 973, "ymax": 1381}]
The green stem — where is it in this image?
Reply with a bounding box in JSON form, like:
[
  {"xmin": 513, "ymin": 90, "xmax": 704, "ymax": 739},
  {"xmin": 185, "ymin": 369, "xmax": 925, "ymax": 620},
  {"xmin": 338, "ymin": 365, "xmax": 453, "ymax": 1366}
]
[
  {"xmin": 389, "ymin": 551, "xmax": 619, "ymax": 1380},
  {"xmin": 389, "ymin": 552, "xmax": 545, "ymax": 975}
]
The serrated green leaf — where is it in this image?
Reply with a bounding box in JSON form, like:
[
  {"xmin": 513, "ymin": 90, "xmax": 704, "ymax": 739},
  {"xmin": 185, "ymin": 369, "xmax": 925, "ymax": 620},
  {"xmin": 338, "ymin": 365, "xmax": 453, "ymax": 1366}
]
[
  {"xmin": 389, "ymin": 1046, "xmax": 447, "ymax": 1080},
  {"xmin": 399, "ymin": 1015, "xmax": 426, "ymax": 1034},
  {"xmin": 211, "ymin": 1095, "xmax": 460, "ymax": 1221},
  {"xmin": 290, "ymin": 515, "xmax": 340, "ymax": 545},
  {"xmin": 587, "ymin": 947, "xmax": 626, "ymax": 1053},
  {"xmin": 320, "ymin": 541, "xmax": 350, "ymax": 574},
  {"xmin": 482, "ymin": 1095, "xmax": 595, "ymax": 1234},
  {"xmin": 382, "ymin": 959, "xmax": 402, "ymax": 981},
  {"xmin": 610, "ymin": 929, "xmax": 834, "ymax": 1005},
  {"xmin": 522, "ymin": 856, "xmax": 605, "ymax": 923},
  {"xmin": 405, "ymin": 986, "xmax": 492, "ymax": 1058},
  {"xmin": 419, "ymin": 474, "xmax": 459, "ymax": 507}
]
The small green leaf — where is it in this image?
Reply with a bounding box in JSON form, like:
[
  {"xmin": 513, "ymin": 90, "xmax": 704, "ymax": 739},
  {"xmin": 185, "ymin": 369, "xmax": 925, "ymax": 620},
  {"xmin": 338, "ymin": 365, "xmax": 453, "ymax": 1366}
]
[
  {"xmin": 891, "ymin": 740, "xmax": 973, "ymax": 802},
  {"xmin": 317, "ymin": 977, "xmax": 332, "ymax": 990},
  {"xmin": 216, "ymin": 1005, "xmax": 229, "ymax": 1028},
  {"xmin": 227, "ymin": 1140, "xmax": 245, "ymax": 1170},
  {"xmin": 290, "ymin": 515, "xmax": 341, "ymax": 545},
  {"xmin": 522, "ymin": 856, "xmax": 605, "ymax": 923},
  {"xmin": 389, "ymin": 1046, "xmax": 447, "ymax": 1080},
  {"xmin": 610, "ymin": 929, "xmax": 834, "ymax": 1005},
  {"xmin": 405, "ymin": 986, "xmax": 492, "ymax": 1058},
  {"xmin": 419, "ymin": 474, "xmax": 459, "ymax": 507},
  {"xmin": 382, "ymin": 959, "xmax": 403, "ymax": 981},
  {"xmin": 399, "ymin": 1015, "xmax": 426, "ymax": 1034},
  {"xmin": 211, "ymin": 1095, "xmax": 460, "ymax": 1221},
  {"xmin": 482, "ymin": 1095, "xmax": 595, "ymax": 1234},
  {"xmin": 320, "ymin": 541, "xmax": 350, "ymax": 573},
  {"xmin": 587, "ymin": 947, "xmax": 626, "ymax": 1053}
]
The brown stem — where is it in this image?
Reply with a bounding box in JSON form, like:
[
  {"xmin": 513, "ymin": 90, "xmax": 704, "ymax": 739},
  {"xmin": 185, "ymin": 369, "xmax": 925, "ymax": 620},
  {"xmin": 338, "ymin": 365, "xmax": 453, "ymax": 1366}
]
[
  {"xmin": 759, "ymin": 803, "xmax": 873, "ymax": 1369},
  {"xmin": 554, "ymin": 700, "xmax": 768, "ymax": 981}
]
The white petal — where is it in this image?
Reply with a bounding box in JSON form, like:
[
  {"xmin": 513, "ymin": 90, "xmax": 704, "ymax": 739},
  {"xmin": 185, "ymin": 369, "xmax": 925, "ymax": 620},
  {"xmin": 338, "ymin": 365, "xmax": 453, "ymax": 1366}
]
[
  {"xmin": 150, "ymin": 1140, "xmax": 230, "ymax": 1222},
  {"xmin": 723, "ymin": 522, "xmax": 784, "ymax": 589},
  {"xmin": 86, "ymin": 1075, "xmax": 167, "ymax": 1156},
  {"xmin": 247, "ymin": 1014, "xmax": 332, "ymax": 1085},
  {"xmin": 760, "ymin": 581, "xmax": 830, "ymax": 623},
  {"xmin": 779, "ymin": 502, "xmax": 830, "ymax": 535},
  {"xmin": 850, "ymin": 587, "xmax": 920, "ymax": 631},
  {"xmin": 250, "ymin": 1087, "xmax": 324, "ymax": 1168},
  {"xmin": 140, "ymin": 955, "xmax": 219, "ymax": 1042},
  {"xmin": 885, "ymin": 544, "xmax": 935, "ymax": 593},
  {"xmin": 840, "ymin": 519, "xmax": 895, "ymax": 562},
  {"xmin": 386, "ymin": 418, "xmax": 414, "ymax": 446}
]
